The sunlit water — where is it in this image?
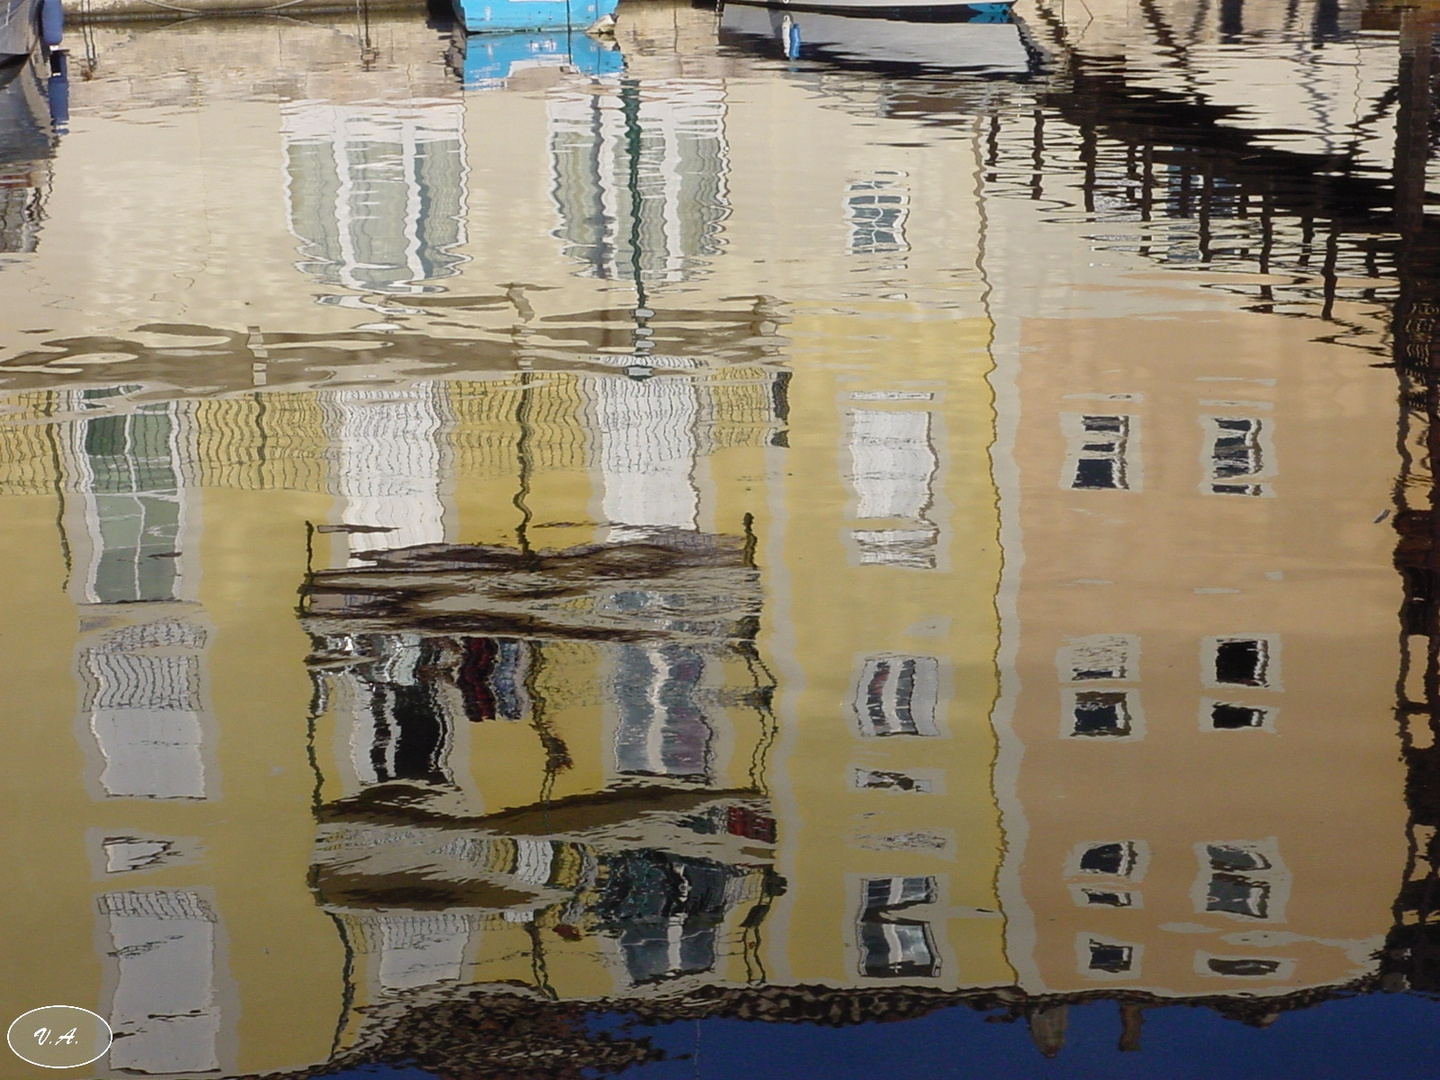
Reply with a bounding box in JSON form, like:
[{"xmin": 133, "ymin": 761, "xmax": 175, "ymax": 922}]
[{"xmin": 2, "ymin": 1, "xmax": 1437, "ymax": 1077}]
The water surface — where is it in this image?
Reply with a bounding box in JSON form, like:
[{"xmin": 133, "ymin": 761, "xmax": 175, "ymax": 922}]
[{"xmin": 1, "ymin": 1, "xmax": 1436, "ymax": 1076}]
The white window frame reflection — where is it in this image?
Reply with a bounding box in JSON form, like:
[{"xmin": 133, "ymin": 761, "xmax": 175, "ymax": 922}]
[
  {"xmin": 1200, "ymin": 415, "xmax": 1274, "ymax": 497},
  {"xmin": 1191, "ymin": 839, "xmax": 1290, "ymax": 923},
  {"xmin": 1076, "ymin": 933, "xmax": 1142, "ymax": 980},
  {"xmin": 852, "ymin": 654, "xmax": 943, "ymax": 738},
  {"xmin": 1061, "ymin": 413, "xmax": 1140, "ymax": 492},
  {"xmin": 846, "ymin": 171, "xmax": 910, "ymax": 256},
  {"xmin": 845, "ymin": 406, "xmax": 941, "ymax": 570},
  {"xmin": 79, "ymin": 617, "xmax": 213, "ymax": 801},
  {"xmin": 854, "ymin": 875, "xmax": 943, "ymax": 980}
]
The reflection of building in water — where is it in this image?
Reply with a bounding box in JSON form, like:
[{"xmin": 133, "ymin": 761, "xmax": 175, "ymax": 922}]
[
  {"xmin": 768, "ymin": 310, "xmax": 1008, "ymax": 998},
  {"xmin": 549, "ymin": 80, "xmax": 729, "ymax": 283},
  {"xmin": 290, "ymin": 366, "xmax": 790, "ymax": 1035},
  {"xmin": 975, "ymin": 17, "xmax": 1407, "ymax": 1032},
  {"xmin": 0, "ymin": 365, "xmax": 782, "ymax": 1074},
  {"xmin": 0, "ymin": 386, "xmax": 348, "ymax": 1076},
  {"xmin": 13, "ymin": 391, "xmax": 242, "ymax": 1074},
  {"xmin": 1, "ymin": 7, "xmax": 1432, "ymax": 1072},
  {"xmin": 0, "ymin": 37, "xmax": 1017, "ymax": 1066},
  {"xmin": 283, "ymin": 101, "xmax": 468, "ymax": 293},
  {"xmin": 994, "ymin": 346, "xmax": 1403, "ymax": 1001}
]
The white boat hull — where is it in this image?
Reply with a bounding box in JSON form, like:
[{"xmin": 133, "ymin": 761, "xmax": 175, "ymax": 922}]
[{"xmin": 721, "ymin": 2, "xmax": 1032, "ymax": 74}]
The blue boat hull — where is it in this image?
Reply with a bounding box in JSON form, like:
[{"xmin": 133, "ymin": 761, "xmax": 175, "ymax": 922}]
[
  {"xmin": 463, "ymin": 29, "xmax": 622, "ymax": 85},
  {"xmin": 456, "ymin": 0, "xmax": 619, "ymax": 34}
]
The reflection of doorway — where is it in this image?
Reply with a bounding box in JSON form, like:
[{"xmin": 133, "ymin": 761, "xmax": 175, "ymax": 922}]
[
  {"xmin": 363, "ymin": 682, "xmax": 452, "ymax": 786},
  {"xmin": 599, "ymin": 850, "xmax": 733, "ymax": 986},
  {"xmin": 325, "ymin": 634, "xmax": 536, "ymax": 795},
  {"xmin": 339, "ymin": 635, "xmax": 456, "ymax": 789},
  {"xmin": 617, "ymin": 917, "xmax": 718, "ymax": 985}
]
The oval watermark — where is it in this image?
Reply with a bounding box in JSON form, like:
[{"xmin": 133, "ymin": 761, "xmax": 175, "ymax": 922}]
[{"xmin": 6, "ymin": 1006, "xmax": 112, "ymax": 1069}]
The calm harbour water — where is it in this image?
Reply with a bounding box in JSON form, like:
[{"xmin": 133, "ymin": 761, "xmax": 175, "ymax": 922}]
[{"xmin": 2, "ymin": 0, "xmax": 1438, "ymax": 1076}]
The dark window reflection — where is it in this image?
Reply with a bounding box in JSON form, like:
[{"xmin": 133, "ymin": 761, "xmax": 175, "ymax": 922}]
[{"xmin": 857, "ymin": 876, "xmax": 940, "ymax": 979}]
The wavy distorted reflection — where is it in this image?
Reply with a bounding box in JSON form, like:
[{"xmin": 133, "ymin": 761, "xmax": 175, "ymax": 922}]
[
  {"xmin": 0, "ymin": 0, "xmax": 1438, "ymax": 1077},
  {"xmin": 0, "ymin": 44, "xmax": 60, "ymax": 253}
]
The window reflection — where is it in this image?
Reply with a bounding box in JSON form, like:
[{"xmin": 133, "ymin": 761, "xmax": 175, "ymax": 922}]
[
  {"xmin": 857, "ymin": 876, "xmax": 941, "ymax": 979},
  {"xmin": 283, "ymin": 101, "xmax": 468, "ymax": 293}
]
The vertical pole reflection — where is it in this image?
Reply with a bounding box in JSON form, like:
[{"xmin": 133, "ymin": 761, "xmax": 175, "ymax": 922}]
[
  {"xmin": 512, "ymin": 371, "xmax": 536, "ymax": 560},
  {"xmin": 620, "ymin": 78, "xmax": 649, "ymax": 316}
]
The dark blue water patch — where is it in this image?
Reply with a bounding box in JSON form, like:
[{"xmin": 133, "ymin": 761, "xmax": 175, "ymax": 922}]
[
  {"xmin": 326, "ymin": 1066, "xmax": 439, "ymax": 1080},
  {"xmin": 588, "ymin": 993, "xmax": 1440, "ymax": 1080}
]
